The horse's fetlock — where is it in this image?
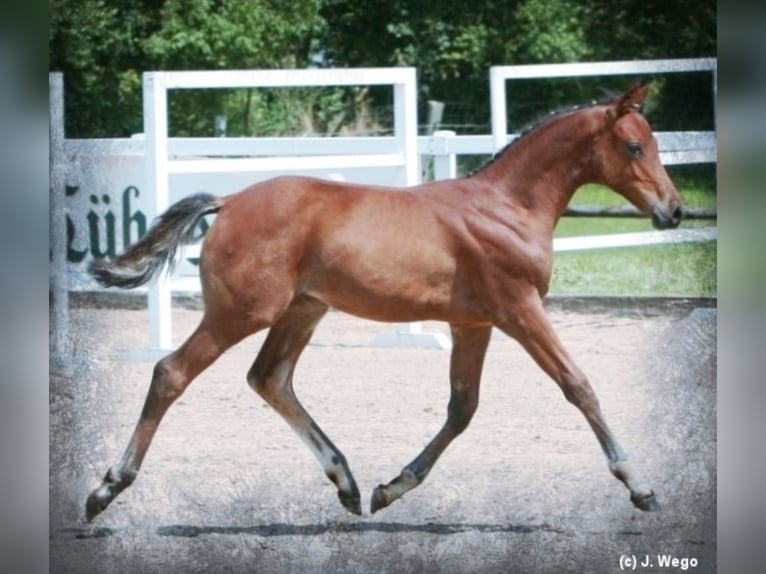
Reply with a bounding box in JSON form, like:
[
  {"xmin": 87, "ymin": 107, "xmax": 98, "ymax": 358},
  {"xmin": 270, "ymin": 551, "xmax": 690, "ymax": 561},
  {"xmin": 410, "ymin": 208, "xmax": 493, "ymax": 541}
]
[
  {"xmin": 402, "ymin": 466, "xmax": 426, "ymax": 485},
  {"xmin": 106, "ymin": 466, "xmax": 136, "ymax": 487},
  {"xmin": 609, "ymin": 459, "xmax": 633, "ymax": 482}
]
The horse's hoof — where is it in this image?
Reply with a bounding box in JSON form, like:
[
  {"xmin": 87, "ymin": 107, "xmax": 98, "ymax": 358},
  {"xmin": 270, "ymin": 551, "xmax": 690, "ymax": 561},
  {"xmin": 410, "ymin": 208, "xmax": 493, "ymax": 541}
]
[
  {"xmin": 338, "ymin": 489, "xmax": 362, "ymax": 516},
  {"xmin": 85, "ymin": 492, "xmax": 107, "ymax": 522},
  {"xmin": 631, "ymin": 491, "xmax": 660, "ymax": 512},
  {"xmin": 370, "ymin": 485, "xmax": 390, "ymax": 514}
]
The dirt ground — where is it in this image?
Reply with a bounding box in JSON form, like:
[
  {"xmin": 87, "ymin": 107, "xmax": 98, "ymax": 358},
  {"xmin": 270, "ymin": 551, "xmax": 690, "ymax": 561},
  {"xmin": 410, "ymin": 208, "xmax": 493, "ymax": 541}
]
[{"xmin": 49, "ymin": 297, "xmax": 716, "ymax": 574}]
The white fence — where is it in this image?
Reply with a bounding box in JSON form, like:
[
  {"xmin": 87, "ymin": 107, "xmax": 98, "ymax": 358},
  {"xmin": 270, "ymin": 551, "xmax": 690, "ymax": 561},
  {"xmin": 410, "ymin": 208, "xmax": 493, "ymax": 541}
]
[
  {"xmin": 50, "ymin": 60, "xmax": 717, "ymax": 352},
  {"xmin": 141, "ymin": 68, "xmax": 418, "ymax": 349},
  {"xmin": 489, "ymin": 58, "xmax": 717, "ymax": 154}
]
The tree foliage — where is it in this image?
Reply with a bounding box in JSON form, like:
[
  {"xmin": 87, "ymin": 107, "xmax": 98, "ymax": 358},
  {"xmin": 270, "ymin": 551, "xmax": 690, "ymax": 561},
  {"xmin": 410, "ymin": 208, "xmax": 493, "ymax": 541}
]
[
  {"xmin": 320, "ymin": 0, "xmax": 716, "ymax": 132},
  {"xmin": 50, "ymin": 0, "xmax": 326, "ymax": 136},
  {"xmin": 49, "ymin": 0, "xmax": 716, "ymax": 138}
]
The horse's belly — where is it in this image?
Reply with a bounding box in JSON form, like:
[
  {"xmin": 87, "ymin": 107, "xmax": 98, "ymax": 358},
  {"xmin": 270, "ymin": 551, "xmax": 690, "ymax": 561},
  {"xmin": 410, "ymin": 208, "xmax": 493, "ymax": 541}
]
[{"xmin": 304, "ymin": 264, "xmax": 483, "ymax": 324}]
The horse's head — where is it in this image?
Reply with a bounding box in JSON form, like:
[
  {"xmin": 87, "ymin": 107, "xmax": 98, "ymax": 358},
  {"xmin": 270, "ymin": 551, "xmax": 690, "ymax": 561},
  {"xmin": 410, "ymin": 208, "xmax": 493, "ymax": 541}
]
[{"xmin": 593, "ymin": 83, "xmax": 683, "ymax": 230}]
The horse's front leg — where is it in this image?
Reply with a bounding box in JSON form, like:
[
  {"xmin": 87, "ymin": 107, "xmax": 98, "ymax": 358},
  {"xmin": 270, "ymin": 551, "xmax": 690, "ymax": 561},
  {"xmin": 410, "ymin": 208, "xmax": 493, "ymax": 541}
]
[
  {"xmin": 498, "ymin": 293, "xmax": 659, "ymax": 511},
  {"xmin": 247, "ymin": 295, "xmax": 362, "ymax": 515},
  {"xmin": 371, "ymin": 324, "xmax": 492, "ymax": 513}
]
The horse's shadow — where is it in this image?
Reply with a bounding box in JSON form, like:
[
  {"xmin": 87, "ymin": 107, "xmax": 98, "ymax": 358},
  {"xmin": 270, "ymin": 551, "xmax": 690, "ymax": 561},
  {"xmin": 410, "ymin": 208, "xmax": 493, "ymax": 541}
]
[{"xmin": 69, "ymin": 521, "xmax": 565, "ymax": 539}]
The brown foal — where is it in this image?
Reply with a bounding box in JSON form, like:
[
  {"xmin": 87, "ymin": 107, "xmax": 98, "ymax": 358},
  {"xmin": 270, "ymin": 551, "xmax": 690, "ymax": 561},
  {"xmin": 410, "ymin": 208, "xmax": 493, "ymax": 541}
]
[{"xmin": 86, "ymin": 83, "xmax": 682, "ymax": 520}]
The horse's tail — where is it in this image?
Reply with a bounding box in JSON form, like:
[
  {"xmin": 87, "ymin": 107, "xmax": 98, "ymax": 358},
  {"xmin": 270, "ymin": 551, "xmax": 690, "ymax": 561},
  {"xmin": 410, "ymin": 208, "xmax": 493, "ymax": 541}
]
[{"xmin": 89, "ymin": 192, "xmax": 224, "ymax": 289}]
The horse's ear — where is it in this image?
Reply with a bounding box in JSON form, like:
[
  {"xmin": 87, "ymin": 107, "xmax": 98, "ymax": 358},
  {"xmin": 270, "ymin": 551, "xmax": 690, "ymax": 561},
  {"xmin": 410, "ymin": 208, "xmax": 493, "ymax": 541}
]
[{"xmin": 614, "ymin": 81, "xmax": 652, "ymax": 116}]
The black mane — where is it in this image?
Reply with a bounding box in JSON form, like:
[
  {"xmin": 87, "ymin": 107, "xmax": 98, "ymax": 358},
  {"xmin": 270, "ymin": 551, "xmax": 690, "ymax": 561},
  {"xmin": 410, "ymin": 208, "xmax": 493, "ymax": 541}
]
[{"xmin": 468, "ymin": 97, "xmax": 615, "ymax": 177}]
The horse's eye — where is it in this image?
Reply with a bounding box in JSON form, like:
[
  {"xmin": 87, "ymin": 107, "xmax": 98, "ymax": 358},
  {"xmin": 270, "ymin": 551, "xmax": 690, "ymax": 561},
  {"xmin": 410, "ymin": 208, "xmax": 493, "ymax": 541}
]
[{"xmin": 626, "ymin": 141, "xmax": 644, "ymax": 158}]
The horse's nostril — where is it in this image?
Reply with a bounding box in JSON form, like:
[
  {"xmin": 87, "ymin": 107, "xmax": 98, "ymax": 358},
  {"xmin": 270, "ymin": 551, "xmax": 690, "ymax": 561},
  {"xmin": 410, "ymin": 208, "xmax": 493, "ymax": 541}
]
[{"xmin": 672, "ymin": 205, "xmax": 683, "ymax": 222}]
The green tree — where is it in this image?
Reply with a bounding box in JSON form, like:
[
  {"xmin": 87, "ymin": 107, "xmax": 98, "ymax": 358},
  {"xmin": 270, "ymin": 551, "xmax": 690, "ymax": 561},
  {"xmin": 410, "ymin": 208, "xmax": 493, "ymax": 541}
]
[
  {"xmin": 49, "ymin": 0, "xmax": 163, "ymax": 136},
  {"xmin": 319, "ymin": 0, "xmax": 714, "ymax": 134},
  {"xmin": 584, "ymin": 0, "xmax": 717, "ymax": 131},
  {"xmin": 49, "ymin": 0, "xmax": 326, "ymax": 137},
  {"xmin": 512, "ymin": 0, "xmax": 591, "ymax": 63},
  {"xmin": 50, "ymin": 0, "xmax": 716, "ymax": 138}
]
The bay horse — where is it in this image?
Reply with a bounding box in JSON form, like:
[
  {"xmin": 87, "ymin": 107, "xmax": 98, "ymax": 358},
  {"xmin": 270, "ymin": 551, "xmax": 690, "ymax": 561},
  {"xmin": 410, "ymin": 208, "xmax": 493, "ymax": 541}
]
[{"xmin": 86, "ymin": 83, "xmax": 682, "ymax": 521}]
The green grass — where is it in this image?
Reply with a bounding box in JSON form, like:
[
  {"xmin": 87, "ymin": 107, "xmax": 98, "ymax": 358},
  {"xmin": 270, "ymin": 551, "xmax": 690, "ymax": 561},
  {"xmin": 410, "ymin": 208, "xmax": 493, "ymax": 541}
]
[{"xmin": 550, "ymin": 183, "xmax": 717, "ymax": 297}]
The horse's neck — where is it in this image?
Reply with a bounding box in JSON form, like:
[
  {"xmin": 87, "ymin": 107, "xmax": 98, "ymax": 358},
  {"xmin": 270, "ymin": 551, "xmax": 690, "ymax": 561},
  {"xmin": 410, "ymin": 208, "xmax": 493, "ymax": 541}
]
[{"xmin": 473, "ymin": 111, "xmax": 601, "ymax": 230}]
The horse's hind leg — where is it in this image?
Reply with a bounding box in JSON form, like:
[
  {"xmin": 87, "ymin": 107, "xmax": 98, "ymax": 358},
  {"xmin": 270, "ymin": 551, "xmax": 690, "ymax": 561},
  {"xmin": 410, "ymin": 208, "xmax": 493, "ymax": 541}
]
[
  {"xmin": 371, "ymin": 324, "xmax": 492, "ymax": 513},
  {"xmin": 85, "ymin": 316, "xmax": 245, "ymax": 521},
  {"xmin": 499, "ymin": 294, "xmax": 659, "ymax": 512},
  {"xmin": 247, "ymin": 295, "xmax": 362, "ymax": 516}
]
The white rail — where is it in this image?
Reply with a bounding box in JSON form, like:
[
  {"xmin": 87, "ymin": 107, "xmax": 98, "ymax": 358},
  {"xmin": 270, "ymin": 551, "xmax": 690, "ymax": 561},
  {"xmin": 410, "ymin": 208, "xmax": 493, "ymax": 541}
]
[
  {"xmin": 490, "ymin": 58, "xmax": 718, "ymax": 153},
  {"xmin": 166, "ymin": 153, "xmax": 405, "ymax": 174},
  {"xmin": 553, "ymin": 227, "xmax": 717, "ymax": 252}
]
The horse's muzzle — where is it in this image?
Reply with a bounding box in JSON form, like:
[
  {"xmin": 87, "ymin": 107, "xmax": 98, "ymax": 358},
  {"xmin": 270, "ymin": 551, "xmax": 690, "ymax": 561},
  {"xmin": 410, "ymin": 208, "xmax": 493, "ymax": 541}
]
[{"xmin": 651, "ymin": 203, "xmax": 683, "ymax": 230}]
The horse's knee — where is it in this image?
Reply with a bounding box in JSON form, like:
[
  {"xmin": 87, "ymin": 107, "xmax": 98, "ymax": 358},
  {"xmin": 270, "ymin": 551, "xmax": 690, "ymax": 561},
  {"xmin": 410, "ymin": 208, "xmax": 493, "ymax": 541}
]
[
  {"xmin": 559, "ymin": 370, "xmax": 599, "ymax": 411},
  {"xmin": 149, "ymin": 357, "xmax": 187, "ymax": 402},
  {"xmin": 447, "ymin": 391, "xmax": 479, "ymax": 434}
]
